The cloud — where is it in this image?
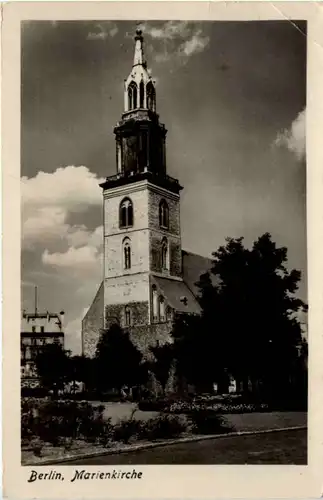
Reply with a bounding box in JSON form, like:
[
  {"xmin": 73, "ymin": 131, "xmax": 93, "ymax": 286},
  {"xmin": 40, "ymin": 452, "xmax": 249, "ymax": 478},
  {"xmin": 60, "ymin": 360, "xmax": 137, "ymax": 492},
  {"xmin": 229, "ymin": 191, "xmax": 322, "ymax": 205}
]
[
  {"xmin": 140, "ymin": 21, "xmax": 210, "ymax": 63},
  {"xmin": 142, "ymin": 21, "xmax": 191, "ymax": 41},
  {"xmin": 274, "ymin": 108, "xmax": 306, "ymax": 161},
  {"xmin": 42, "ymin": 225, "xmax": 103, "ymax": 271},
  {"xmin": 66, "ymin": 225, "xmax": 103, "ymax": 249},
  {"xmin": 22, "ymin": 166, "xmax": 104, "ymax": 249},
  {"xmin": 22, "ymin": 165, "xmax": 104, "ymax": 210},
  {"xmin": 42, "ymin": 244, "xmax": 102, "ymax": 269},
  {"xmin": 87, "ymin": 22, "xmax": 118, "ymax": 40},
  {"xmin": 179, "ymin": 30, "xmax": 210, "ymax": 58},
  {"xmin": 22, "ymin": 166, "xmax": 105, "ymax": 354}
]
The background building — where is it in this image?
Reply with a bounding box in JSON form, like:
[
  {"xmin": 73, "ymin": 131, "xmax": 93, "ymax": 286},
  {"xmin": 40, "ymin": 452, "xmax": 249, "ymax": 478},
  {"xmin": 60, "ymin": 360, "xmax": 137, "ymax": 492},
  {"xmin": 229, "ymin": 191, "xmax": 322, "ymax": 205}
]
[{"xmin": 21, "ymin": 306, "xmax": 65, "ymax": 388}]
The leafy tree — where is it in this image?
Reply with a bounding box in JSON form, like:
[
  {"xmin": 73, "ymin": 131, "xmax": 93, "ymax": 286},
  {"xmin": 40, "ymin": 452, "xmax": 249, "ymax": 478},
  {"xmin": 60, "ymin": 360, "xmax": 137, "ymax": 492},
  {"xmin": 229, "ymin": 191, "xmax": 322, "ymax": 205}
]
[
  {"xmin": 68, "ymin": 355, "xmax": 97, "ymax": 393},
  {"xmin": 35, "ymin": 343, "xmax": 71, "ymax": 396},
  {"xmin": 150, "ymin": 343, "xmax": 174, "ymax": 395},
  {"xmin": 95, "ymin": 324, "xmax": 143, "ymax": 393},
  {"xmin": 171, "ymin": 313, "xmax": 216, "ymax": 393},
  {"xmin": 172, "ymin": 233, "xmax": 307, "ymax": 397},
  {"xmin": 208, "ymin": 233, "xmax": 306, "ymax": 395}
]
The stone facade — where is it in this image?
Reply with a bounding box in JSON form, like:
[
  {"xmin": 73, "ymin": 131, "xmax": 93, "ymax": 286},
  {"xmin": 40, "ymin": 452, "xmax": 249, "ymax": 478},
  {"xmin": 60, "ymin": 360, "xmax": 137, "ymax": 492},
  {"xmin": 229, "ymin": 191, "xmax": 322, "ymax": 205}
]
[
  {"xmin": 105, "ymin": 301, "xmax": 149, "ymax": 329},
  {"xmin": 82, "ymin": 282, "xmax": 104, "ymax": 358},
  {"xmin": 81, "ymin": 29, "xmax": 207, "ymax": 370},
  {"xmin": 129, "ymin": 322, "xmax": 172, "ymax": 357}
]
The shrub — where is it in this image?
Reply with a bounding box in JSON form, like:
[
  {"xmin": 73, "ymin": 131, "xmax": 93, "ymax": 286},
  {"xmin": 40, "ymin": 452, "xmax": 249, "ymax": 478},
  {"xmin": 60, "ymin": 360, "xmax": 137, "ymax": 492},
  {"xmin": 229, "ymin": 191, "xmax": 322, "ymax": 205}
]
[
  {"xmin": 138, "ymin": 399, "xmax": 169, "ymax": 412},
  {"xmin": 190, "ymin": 409, "xmax": 233, "ymax": 435},
  {"xmin": 21, "ymin": 399, "xmax": 110, "ymax": 445},
  {"xmin": 112, "ymin": 418, "xmax": 143, "ymax": 444},
  {"xmin": 140, "ymin": 415, "xmax": 187, "ymax": 441},
  {"xmin": 31, "ymin": 439, "xmax": 43, "ymax": 457}
]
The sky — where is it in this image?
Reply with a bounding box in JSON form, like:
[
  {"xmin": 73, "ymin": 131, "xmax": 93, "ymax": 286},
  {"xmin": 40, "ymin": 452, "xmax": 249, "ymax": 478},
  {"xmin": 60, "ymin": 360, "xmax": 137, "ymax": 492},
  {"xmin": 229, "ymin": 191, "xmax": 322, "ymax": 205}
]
[{"xmin": 21, "ymin": 20, "xmax": 307, "ymax": 354}]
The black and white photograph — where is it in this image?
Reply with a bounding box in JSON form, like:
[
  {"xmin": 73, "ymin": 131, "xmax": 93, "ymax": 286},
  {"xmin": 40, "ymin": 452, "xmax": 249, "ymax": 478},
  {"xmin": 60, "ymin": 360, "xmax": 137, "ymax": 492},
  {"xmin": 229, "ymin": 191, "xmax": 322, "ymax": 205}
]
[{"xmin": 19, "ymin": 17, "xmax": 309, "ymax": 468}]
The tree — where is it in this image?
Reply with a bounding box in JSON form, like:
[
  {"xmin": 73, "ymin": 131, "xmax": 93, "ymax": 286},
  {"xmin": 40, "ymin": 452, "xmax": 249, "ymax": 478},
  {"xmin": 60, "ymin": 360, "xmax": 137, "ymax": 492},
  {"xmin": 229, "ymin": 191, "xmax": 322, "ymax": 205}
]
[
  {"xmin": 171, "ymin": 313, "xmax": 216, "ymax": 393},
  {"xmin": 150, "ymin": 343, "xmax": 174, "ymax": 395},
  {"xmin": 68, "ymin": 355, "xmax": 97, "ymax": 393},
  {"xmin": 201, "ymin": 232, "xmax": 306, "ymax": 395},
  {"xmin": 35, "ymin": 343, "xmax": 71, "ymax": 396},
  {"xmin": 95, "ymin": 324, "xmax": 143, "ymax": 394},
  {"xmin": 172, "ymin": 233, "xmax": 307, "ymax": 397}
]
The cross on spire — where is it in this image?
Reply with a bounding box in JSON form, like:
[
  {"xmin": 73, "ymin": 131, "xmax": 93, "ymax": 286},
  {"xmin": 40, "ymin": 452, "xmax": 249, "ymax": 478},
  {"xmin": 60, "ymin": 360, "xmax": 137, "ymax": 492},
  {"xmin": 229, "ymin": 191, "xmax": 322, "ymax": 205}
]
[{"xmin": 133, "ymin": 28, "xmax": 146, "ymax": 67}]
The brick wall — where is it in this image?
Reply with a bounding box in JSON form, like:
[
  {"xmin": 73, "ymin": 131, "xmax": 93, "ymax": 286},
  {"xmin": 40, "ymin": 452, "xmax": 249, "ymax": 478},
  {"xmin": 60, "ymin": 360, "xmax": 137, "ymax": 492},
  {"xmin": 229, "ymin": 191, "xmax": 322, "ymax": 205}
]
[
  {"xmin": 104, "ymin": 230, "xmax": 150, "ymax": 277},
  {"xmin": 104, "ymin": 185, "xmax": 149, "ymax": 235},
  {"xmin": 148, "ymin": 188, "xmax": 180, "ymax": 236},
  {"xmin": 82, "ymin": 282, "xmax": 104, "ymax": 358},
  {"xmin": 129, "ymin": 322, "xmax": 172, "ymax": 359},
  {"xmin": 105, "ymin": 301, "xmax": 149, "ymax": 329},
  {"xmin": 150, "ymin": 232, "xmax": 182, "ymax": 277},
  {"xmin": 104, "ymin": 274, "xmax": 150, "ymax": 305}
]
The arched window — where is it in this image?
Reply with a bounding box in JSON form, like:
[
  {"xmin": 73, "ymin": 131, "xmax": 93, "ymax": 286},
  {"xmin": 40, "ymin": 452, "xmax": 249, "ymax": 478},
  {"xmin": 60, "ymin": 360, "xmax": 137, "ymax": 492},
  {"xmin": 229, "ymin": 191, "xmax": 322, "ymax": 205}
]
[
  {"xmin": 159, "ymin": 199, "xmax": 169, "ymax": 229},
  {"xmin": 166, "ymin": 306, "xmax": 172, "ymax": 322},
  {"xmin": 139, "ymin": 80, "xmax": 145, "ymax": 108},
  {"xmin": 119, "ymin": 198, "xmax": 133, "ymax": 228},
  {"xmin": 159, "ymin": 296, "xmax": 165, "ymax": 322},
  {"xmin": 128, "ymin": 81, "xmax": 137, "ymax": 110},
  {"xmin": 123, "ymin": 238, "xmax": 131, "ymax": 270},
  {"xmin": 146, "ymin": 81, "xmax": 156, "ymax": 112},
  {"xmin": 152, "ymin": 285, "xmax": 159, "ymax": 322},
  {"xmin": 125, "ymin": 306, "xmax": 131, "ymax": 326},
  {"xmin": 161, "ymin": 238, "xmax": 168, "ymax": 271}
]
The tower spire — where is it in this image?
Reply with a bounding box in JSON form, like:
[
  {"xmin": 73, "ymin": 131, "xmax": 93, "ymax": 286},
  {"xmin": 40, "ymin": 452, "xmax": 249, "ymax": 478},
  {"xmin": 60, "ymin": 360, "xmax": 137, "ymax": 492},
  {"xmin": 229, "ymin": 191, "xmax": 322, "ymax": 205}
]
[{"xmin": 133, "ymin": 28, "xmax": 146, "ymax": 67}]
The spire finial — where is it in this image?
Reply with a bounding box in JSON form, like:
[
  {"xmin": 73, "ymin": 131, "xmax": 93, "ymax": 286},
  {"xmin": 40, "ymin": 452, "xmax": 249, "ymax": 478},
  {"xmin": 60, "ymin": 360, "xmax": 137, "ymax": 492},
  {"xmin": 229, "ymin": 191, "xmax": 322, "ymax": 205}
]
[{"xmin": 133, "ymin": 28, "xmax": 146, "ymax": 67}]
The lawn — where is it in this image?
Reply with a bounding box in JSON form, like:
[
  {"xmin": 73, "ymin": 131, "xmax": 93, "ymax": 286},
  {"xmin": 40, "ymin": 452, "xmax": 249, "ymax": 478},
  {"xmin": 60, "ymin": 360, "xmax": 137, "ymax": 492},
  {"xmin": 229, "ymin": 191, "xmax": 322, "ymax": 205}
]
[
  {"xmin": 91, "ymin": 401, "xmax": 307, "ymax": 432},
  {"xmin": 66, "ymin": 428, "xmax": 307, "ymax": 465},
  {"xmin": 21, "ymin": 397, "xmax": 307, "ymax": 466}
]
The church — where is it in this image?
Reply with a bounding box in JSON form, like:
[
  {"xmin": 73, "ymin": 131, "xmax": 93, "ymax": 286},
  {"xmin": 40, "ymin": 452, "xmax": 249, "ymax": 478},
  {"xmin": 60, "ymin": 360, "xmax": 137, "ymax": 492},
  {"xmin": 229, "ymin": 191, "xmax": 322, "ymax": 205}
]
[{"xmin": 82, "ymin": 29, "xmax": 213, "ymax": 359}]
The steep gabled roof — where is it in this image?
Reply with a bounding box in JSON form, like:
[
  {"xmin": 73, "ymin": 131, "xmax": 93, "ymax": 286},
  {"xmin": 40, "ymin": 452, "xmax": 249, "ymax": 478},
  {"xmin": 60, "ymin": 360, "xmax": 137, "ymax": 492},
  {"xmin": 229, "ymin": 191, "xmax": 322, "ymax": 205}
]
[
  {"xmin": 152, "ymin": 275, "xmax": 201, "ymax": 315},
  {"xmin": 182, "ymin": 250, "xmax": 218, "ymax": 299}
]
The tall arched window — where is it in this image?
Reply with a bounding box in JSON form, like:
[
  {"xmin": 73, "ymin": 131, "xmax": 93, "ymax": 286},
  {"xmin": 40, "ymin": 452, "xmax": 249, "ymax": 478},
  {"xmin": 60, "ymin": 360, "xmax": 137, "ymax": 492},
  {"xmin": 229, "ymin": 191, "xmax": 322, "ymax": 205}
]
[
  {"xmin": 128, "ymin": 81, "xmax": 137, "ymax": 110},
  {"xmin": 139, "ymin": 80, "xmax": 145, "ymax": 108},
  {"xmin": 146, "ymin": 81, "xmax": 156, "ymax": 112},
  {"xmin": 161, "ymin": 238, "xmax": 168, "ymax": 271},
  {"xmin": 159, "ymin": 296, "xmax": 165, "ymax": 322},
  {"xmin": 159, "ymin": 199, "xmax": 169, "ymax": 229},
  {"xmin": 123, "ymin": 238, "xmax": 131, "ymax": 270},
  {"xmin": 152, "ymin": 285, "xmax": 159, "ymax": 322},
  {"xmin": 125, "ymin": 306, "xmax": 131, "ymax": 326},
  {"xmin": 119, "ymin": 198, "xmax": 133, "ymax": 228}
]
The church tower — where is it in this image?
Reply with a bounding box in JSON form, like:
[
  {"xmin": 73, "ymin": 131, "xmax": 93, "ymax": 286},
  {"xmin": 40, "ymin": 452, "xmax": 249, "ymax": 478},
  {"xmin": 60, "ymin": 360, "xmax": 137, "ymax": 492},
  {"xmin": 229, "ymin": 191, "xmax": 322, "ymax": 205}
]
[
  {"xmin": 99, "ymin": 29, "xmax": 184, "ymax": 352},
  {"xmin": 82, "ymin": 28, "xmax": 205, "ymax": 358}
]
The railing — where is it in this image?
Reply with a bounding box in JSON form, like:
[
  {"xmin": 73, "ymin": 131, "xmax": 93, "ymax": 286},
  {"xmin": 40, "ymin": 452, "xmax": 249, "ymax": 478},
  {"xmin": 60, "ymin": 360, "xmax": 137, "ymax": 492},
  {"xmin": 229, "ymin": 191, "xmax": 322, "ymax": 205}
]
[{"xmin": 100, "ymin": 170, "xmax": 181, "ymax": 189}]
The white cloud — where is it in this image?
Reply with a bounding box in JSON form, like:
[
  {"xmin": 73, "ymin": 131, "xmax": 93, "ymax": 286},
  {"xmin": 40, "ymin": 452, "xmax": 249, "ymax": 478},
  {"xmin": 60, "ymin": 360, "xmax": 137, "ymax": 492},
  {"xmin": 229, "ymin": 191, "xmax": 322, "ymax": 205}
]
[
  {"xmin": 179, "ymin": 30, "xmax": 210, "ymax": 58},
  {"xmin": 140, "ymin": 21, "xmax": 210, "ymax": 63},
  {"xmin": 42, "ymin": 240, "xmax": 102, "ymax": 269},
  {"xmin": 87, "ymin": 22, "xmax": 118, "ymax": 40},
  {"xmin": 274, "ymin": 108, "xmax": 306, "ymax": 161},
  {"xmin": 22, "ymin": 166, "xmax": 104, "ymax": 249},
  {"xmin": 22, "ymin": 165, "xmax": 104, "ymax": 210},
  {"xmin": 22, "ymin": 166, "xmax": 105, "ymax": 355},
  {"xmin": 143, "ymin": 21, "xmax": 191, "ymax": 41},
  {"xmin": 66, "ymin": 225, "xmax": 103, "ymax": 249},
  {"xmin": 23, "ymin": 206, "xmax": 69, "ymax": 246}
]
